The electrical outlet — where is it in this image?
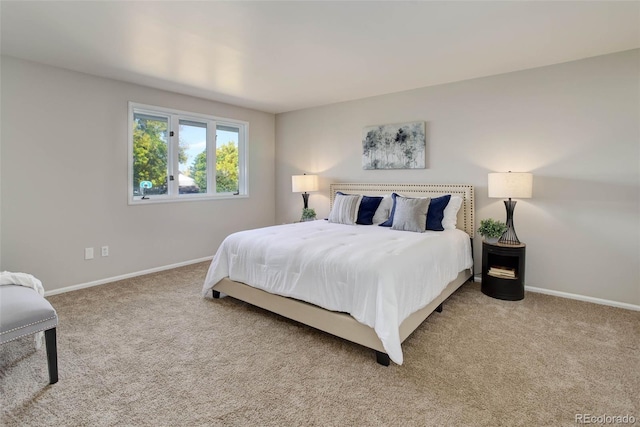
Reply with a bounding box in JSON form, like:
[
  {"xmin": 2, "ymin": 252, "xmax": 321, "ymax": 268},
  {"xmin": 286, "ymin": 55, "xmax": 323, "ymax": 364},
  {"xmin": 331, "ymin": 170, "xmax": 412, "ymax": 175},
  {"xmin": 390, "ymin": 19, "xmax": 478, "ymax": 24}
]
[
  {"xmin": 84, "ymin": 247, "xmax": 94, "ymax": 260},
  {"xmin": 101, "ymin": 246, "xmax": 109, "ymax": 257}
]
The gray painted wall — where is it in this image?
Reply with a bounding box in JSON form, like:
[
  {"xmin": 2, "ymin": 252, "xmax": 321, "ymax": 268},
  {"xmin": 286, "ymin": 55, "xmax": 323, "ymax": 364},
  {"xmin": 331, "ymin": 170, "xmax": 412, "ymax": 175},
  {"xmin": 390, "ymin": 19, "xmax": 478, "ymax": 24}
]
[
  {"xmin": 275, "ymin": 50, "xmax": 639, "ymax": 306},
  {"xmin": 1, "ymin": 56, "xmax": 276, "ymax": 293},
  {"xmin": 2, "ymin": 51, "xmax": 638, "ymax": 305}
]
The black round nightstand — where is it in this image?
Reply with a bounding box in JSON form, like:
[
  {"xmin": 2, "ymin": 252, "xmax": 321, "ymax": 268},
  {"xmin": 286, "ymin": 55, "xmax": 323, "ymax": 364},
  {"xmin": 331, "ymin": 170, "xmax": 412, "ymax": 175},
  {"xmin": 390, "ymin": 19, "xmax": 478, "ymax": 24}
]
[{"xmin": 481, "ymin": 241, "xmax": 526, "ymax": 301}]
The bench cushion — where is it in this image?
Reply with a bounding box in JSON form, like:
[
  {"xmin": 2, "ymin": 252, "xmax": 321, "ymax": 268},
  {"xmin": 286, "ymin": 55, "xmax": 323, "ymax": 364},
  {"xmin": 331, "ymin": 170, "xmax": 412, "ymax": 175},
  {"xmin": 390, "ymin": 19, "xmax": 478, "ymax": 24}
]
[{"xmin": 0, "ymin": 285, "xmax": 58, "ymax": 344}]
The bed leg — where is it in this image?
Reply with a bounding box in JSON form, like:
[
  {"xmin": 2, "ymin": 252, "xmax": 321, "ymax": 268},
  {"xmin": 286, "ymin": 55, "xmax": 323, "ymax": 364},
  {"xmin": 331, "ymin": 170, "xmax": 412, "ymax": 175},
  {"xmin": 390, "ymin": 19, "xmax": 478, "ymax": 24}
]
[
  {"xmin": 435, "ymin": 303, "xmax": 443, "ymax": 313},
  {"xmin": 212, "ymin": 290, "xmax": 220, "ymax": 299},
  {"xmin": 375, "ymin": 351, "xmax": 390, "ymax": 366}
]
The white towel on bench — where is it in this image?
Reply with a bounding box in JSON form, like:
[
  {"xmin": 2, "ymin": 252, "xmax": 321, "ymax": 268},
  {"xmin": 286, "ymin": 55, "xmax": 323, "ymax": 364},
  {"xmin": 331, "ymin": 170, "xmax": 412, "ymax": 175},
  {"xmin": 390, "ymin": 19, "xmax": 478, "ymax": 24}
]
[{"xmin": 1, "ymin": 271, "xmax": 46, "ymax": 348}]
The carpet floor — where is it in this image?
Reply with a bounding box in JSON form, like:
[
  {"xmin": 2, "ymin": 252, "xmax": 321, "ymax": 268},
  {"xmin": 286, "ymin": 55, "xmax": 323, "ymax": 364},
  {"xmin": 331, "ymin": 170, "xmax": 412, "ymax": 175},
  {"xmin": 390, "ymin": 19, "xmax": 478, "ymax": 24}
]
[{"xmin": 1, "ymin": 262, "xmax": 638, "ymax": 426}]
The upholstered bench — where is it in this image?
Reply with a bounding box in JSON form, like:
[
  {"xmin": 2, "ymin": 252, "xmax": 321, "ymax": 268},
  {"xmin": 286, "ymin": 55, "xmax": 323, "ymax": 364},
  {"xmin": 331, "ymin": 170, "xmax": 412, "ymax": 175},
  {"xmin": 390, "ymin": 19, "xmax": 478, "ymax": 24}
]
[{"xmin": 0, "ymin": 285, "xmax": 59, "ymax": 384}]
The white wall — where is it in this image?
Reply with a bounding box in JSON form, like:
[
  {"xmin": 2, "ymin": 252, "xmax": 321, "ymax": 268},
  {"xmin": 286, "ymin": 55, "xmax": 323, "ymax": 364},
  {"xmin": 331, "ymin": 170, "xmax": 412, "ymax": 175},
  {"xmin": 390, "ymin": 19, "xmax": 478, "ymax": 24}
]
[
  {"xmin": 1, "ymin": 56, "xmax": 276, "ymax": 292},
  {"xmin": 275, "ymin": 49, "xmax": 639, "ymax": 306}
]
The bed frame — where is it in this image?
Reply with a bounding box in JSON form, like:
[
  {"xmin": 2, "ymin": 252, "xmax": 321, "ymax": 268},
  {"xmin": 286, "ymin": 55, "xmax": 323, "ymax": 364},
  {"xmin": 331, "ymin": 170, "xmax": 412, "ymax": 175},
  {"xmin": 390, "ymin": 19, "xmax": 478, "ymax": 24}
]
[{"xmin": 211, "ymin": 183, "xmax": 475, "ymax": 365}]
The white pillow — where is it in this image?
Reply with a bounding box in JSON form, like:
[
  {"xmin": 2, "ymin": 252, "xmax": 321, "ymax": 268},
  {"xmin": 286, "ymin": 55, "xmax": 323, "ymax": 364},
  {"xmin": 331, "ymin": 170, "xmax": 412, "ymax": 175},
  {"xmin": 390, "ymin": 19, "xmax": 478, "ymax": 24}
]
[
  {"xmin": 372, "ymin": 194, "xmax": 393, "ymax": 224},
  {"xmin": 442, "ymin": 196, "xmax": 462, "ymax": 230},
  {"xmin": 328, "ymin": 193, "xmax": 361, "ymax": 225}
]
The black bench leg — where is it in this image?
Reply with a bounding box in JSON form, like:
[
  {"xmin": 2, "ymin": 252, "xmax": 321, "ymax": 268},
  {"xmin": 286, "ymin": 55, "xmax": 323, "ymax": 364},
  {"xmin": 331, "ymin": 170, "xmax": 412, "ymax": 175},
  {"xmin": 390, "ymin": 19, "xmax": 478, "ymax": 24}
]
[
  {"xmin": 375, "ymin": 351, "xmax": 390, "ymax": 366},
  {"xmin": 435, "ymin": 303, "xmax": 443, "ymax": 313},
  {"xmin": 45, "ymin": 328, "xmax": 58, "ymax": 384},
  {"xmin": 212, "ymin": 290, "xmax": 220, "ymax": 299}
]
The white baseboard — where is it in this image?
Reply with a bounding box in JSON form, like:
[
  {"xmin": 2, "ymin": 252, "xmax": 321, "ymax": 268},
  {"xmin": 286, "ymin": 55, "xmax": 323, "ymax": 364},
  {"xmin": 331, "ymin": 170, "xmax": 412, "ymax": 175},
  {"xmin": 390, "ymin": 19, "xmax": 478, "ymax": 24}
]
[
  {"xmin": 524, "ymin": 286, "xmax": 639, "ymax": 311},
  {"xmin": 44, "ymin": 256, "xmax": 213, "ymax": 297},
  {"xmin": 473, "ymin": 275, "xmax": 639, "ymax": 311}
]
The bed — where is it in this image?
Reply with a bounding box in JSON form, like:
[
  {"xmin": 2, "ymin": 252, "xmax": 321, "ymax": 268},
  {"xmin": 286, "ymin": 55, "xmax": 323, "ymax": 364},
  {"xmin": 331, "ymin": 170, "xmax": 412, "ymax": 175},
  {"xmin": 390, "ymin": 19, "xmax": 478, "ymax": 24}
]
[{"xmin": 202, "ymin": 183, "xmax": 475, "ymax": 365}]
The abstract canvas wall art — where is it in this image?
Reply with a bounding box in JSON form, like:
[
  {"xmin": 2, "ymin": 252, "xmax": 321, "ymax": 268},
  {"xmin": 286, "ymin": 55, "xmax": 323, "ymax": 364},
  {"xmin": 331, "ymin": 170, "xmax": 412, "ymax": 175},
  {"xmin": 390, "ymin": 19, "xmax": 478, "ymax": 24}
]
[{"xmin": 362, "ymin": 121, "xmax": 426, "ymax": 169}]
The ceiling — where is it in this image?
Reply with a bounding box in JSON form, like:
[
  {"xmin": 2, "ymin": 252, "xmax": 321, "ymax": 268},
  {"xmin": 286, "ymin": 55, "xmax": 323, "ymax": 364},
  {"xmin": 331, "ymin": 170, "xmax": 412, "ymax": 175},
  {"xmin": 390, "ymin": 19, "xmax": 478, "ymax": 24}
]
[{"xmin": 1, "ymin": 1, "xmax": 638, "ymax": 114}]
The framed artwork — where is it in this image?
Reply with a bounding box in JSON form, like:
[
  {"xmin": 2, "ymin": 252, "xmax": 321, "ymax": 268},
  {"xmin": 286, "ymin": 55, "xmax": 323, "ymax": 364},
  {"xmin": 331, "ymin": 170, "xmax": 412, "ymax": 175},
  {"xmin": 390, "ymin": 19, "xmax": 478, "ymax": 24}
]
[{"xmin": 362, "ymin": 121, "xmax": 426, "ymax": 170}]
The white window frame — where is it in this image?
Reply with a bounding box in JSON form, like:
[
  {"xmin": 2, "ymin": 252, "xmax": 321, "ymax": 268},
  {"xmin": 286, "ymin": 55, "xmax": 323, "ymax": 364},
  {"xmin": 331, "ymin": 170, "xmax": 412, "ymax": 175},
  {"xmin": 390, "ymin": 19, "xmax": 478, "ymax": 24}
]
[{"xmin": 128, "ymin": 102, "xmax": 249, "ymax": 205}]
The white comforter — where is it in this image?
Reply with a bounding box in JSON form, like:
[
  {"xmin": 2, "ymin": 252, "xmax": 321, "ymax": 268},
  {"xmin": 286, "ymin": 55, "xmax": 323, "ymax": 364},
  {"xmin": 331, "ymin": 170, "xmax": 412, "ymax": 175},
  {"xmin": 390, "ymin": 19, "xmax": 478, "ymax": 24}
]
[{"xmin": 202, "ymin": 221, "xmax": 473, "ymax": 365}]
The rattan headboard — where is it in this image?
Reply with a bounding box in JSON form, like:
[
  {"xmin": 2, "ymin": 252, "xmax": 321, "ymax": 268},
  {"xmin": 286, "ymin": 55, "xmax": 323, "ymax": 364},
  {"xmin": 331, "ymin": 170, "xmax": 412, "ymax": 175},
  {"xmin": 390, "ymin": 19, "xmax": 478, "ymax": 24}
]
[{"xmin": 329, "ymin": 183, "xmax": 475, "ymax": 237}]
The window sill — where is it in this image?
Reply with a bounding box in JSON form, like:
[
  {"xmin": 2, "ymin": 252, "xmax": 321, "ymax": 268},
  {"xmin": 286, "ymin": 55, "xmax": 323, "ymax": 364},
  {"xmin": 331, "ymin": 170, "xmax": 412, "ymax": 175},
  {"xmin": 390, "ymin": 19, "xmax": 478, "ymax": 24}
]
[{"xmin": 129, "ymin": 193, "xmax": 248, "ymax": 206}]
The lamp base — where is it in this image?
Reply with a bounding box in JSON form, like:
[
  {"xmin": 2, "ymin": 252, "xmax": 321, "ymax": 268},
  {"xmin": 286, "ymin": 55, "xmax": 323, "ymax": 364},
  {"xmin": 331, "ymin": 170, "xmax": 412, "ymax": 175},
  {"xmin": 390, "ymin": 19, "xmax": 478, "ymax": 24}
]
[
  {"xmin": 301, "ymin": 193, "xmax": 309, "ymax": 209},
  {"xmin": 499, "ymin": 199, "xmax": 521, "ymax": 245}
]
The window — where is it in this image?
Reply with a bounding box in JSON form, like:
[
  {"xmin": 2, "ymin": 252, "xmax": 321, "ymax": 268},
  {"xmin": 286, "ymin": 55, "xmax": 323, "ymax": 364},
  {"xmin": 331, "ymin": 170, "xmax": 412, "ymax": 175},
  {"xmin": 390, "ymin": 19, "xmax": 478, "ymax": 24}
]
[{"xmin": 128, "ymin": 103, "xmax": 247, "ymax": 204}]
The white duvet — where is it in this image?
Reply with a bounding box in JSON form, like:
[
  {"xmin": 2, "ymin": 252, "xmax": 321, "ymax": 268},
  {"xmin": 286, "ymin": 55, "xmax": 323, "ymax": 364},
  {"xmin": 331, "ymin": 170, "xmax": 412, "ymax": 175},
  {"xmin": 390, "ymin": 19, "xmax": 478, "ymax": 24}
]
[{"xmin": 202, "ymin": 221, "xmax": 473, "ymax": 365}]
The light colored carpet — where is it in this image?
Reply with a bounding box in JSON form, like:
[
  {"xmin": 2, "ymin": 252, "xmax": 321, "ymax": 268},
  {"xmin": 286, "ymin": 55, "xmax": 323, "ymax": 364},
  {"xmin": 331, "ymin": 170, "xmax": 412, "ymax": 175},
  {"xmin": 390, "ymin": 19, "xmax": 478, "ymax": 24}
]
[{"xmin": 1, "ymin": 262, "xmax": 638, "ymax": 426}]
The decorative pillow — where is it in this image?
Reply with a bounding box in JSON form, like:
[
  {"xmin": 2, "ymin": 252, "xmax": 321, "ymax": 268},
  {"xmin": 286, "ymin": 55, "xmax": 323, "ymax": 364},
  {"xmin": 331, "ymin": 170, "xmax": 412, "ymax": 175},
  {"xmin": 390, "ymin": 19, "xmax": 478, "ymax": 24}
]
[
  {"xmin": 442, "ymin": 196, "xmax": 463, "ymax": 230},
  {"xmin": 379, "ymin": 193, "xmax": 400, "ymax": 227},
  {"xmin": 372, "ymin": 195, "xmax": 393, "ymax": 224},
  {"xmin": 391, "ymin": 196, "xmax": 430, "ymax": 233},
  {"xmin": 328, "ymin": 193, "xmax": 361, "ymax": 225},
  {"xmin": 335, "ymin": 192, "xmax": 384, "ymax": 225},
  {"xmin": 426, "ymin": 194, "xmax": 451, "ymax": 231},
  {"xmin": 355, "ymin": 195, "xmax": 384, "ymax": 225}
]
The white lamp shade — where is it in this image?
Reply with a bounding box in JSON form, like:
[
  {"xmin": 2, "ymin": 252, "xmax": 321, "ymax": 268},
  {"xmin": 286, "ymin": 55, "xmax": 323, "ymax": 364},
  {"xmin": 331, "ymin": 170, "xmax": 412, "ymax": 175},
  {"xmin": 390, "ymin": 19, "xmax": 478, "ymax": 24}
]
[
  {"xmin": 292, "ymin": 174, "xmax": 319, "ymax": 193},
  {"xmin": 488, "ymin": 172, "xmax": 533, "ymax": 199}
]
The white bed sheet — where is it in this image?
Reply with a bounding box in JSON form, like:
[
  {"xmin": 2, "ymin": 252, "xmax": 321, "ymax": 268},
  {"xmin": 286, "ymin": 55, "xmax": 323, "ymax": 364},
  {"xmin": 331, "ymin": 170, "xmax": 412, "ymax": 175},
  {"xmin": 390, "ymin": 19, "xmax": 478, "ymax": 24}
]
[{"xmin": 202, "ymin": 221, "xmax": 473, "ymax": 364}]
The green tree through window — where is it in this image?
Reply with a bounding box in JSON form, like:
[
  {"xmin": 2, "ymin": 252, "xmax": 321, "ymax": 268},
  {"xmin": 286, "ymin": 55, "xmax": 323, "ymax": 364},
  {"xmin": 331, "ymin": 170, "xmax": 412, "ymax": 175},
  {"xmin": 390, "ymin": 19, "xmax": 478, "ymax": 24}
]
[
  {"xmin": 132, "ymin": 117, "xmax": 188, "ymax": 194},
  {"xmin": 190, "ymin": 142, "xmax": 239, "ymax": 193},
  {"xmin": 133, "ymin": 116, "xmax": 168, "ymax": 193}
]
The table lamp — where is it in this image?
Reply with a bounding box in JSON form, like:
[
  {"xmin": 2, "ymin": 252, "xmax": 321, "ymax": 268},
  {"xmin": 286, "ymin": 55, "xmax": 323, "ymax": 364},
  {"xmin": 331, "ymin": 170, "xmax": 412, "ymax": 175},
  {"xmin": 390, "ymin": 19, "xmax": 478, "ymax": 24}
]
[
  {"xmin": 488, "ymin": 171, "xmax": 533, "ymax": 245},
  {"xmin": 291, "ymin": 174, "xmax": 319, "ymax": 210}
]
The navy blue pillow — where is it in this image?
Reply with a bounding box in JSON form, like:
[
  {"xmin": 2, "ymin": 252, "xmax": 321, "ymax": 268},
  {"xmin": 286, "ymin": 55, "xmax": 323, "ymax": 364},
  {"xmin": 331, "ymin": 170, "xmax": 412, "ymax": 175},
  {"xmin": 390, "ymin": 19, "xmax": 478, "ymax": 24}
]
[
  {"xmin": 336, "ymin": 192, "xmax": 383, "ymax": 225},
  {"xmin": 426, "ymin": 194, "xmax": 451, "ymax": 231},
  {"xmin": 356, "ymin": 196, "xmax": 383, "ymax": 225},
  {"xmin": 379, "ymin": 193, "xmax": 400, "ymax": 227}
]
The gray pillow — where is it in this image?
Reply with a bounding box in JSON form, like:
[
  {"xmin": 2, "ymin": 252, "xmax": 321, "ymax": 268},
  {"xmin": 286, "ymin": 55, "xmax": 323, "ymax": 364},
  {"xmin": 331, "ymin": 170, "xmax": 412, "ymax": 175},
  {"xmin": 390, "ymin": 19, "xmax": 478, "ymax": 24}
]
[
  {"xmin": 391, "ymin": 196, "xmax": 430, "ymax": 233},
  {"xmin": 328, "ymin": 193, "xmax": 361, "ymax": 225}
]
